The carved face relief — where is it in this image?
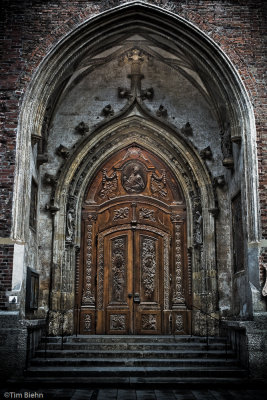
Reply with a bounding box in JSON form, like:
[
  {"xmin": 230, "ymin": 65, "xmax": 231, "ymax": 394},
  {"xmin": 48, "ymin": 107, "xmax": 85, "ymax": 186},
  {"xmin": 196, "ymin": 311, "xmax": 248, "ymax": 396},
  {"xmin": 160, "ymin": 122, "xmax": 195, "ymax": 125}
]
[{"xmin": 121, "ymin": 161, "xmax": 147, "ymax": 193}]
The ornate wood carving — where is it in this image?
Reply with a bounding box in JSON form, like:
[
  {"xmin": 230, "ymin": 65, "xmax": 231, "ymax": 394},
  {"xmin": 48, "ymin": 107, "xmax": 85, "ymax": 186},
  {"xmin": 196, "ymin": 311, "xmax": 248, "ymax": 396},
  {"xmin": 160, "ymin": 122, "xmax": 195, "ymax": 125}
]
[
  {"xmin": 121, "ymin": 161, "xmax": 146, "ymax": 193},
  {"xmin": 83, "ymin": 314, "xmax": 92, "ymax": 332},
  {"xmin": 110, "ymin": 314, "xmax": 126, "ymax": 330},
  {"xmin": 141, "ymin": 237, "xmax": 156, "ymax": 298},
  {"xmin": 113, "ymin": 207, "xmax": 129, "ymax": 221},
  {"xmin": 138, "ymin": 224, "xmax": 170, "ymax": 310},
  {"xmin": 139, "ymin": 208, "xmax": 156, "ymax": 222},
  {"xmin": 175, "ymin": 314, "xmax": 184, "ymax": 332},
  {"xmin": 151, "ymin": 170, "xmax": 167, "ymax": 198},
  {"xmin": 171, "ymin": 215, "xmax": 185, "ymax": 304},
  {"xmin": 82, "ymin": 214, "xmax": 97, "ymax": 305},
  {"xmin": 99, "ymin": 169, "xmax": 118, "ymax": 199},
  {"xmin": 111, "ymin": 237, "xmax": 127, "ymax": 302},
  {"xmin": 142, "ymin": 314, "xmax": 157, "ymax": 330},
  {"xmin": 97, "ymin": 233, "xmax": 104, "ymax": 310}
]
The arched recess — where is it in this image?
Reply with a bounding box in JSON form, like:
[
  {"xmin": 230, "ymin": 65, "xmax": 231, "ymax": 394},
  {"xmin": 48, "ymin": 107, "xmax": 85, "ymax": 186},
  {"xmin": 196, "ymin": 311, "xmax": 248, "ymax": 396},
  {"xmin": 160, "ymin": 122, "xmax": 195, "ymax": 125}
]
[
  {"xmin": 49, "ymin": 114, "xmax": 216, "ymax": 335},
  {"xmin": 11, "ymin": 1, "xmax": 263, "ymax": 331}
]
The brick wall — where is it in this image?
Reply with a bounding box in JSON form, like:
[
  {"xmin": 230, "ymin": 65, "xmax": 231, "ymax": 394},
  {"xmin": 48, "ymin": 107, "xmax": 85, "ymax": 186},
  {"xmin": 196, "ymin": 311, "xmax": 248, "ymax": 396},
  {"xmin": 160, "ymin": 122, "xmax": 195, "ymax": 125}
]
[
  {"xmin": 0, "ymin": 245, "xmax": 14, "ymax": 309},
  {"xmin": 0, "ymin": 0, "xmax": 266, "ymax": 307}
]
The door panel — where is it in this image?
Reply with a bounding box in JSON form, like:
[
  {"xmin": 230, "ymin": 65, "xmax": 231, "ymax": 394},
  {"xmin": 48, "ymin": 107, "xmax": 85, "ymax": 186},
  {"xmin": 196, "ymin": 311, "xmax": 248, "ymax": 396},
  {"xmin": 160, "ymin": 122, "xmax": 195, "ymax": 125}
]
[{"xmin": 104, "ymin": 231, "xmax": 132, "ymax": 334}]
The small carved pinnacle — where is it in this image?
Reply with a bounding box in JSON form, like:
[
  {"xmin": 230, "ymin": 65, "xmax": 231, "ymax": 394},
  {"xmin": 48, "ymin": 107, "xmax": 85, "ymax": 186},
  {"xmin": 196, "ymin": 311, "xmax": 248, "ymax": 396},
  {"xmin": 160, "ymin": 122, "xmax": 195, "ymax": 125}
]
[
  {"xmin": 181, "ymin": 122, "xmax": 193, "ymax": 135},
  {"xmin": 141, "ymin": 87, "xmax": 154, "ymax": 100},
  {"xmin": 102, "ymin": 104, "xmax": 114, "ymax": 118},
  {"xmin": 45, "ymin": 204, "xmax": 60, "ymax": 214},
  {"xmin": 118, "ymin": 87, "xmax": 132, "ymax": 99},
  {"xmin": 208, "ymin": 208, "xmax": 220, "ymax": 218},
  {"xmin": 37, "ymin": 153, "xmax": 49, "ymax": 166},
  {"xmin": 156, "ymin": 105, "xmax": 168, "ymax": 118},
  {"xmin": 75, "ymin": 121, "xmax": 89, "ymax": 135},
  {"xmin": 43, "ymin": 173, "xmax": 58, "ymax": 186},
  {"xmin": 214, "ymin": 175, "xmax": 226, "ymax": 187},
  {"xmin": 200, "ymin": 146, "xmax": 212, "ymax": 160},
  {"xmin": 56, "ymin": 144, "xmax": 70, "ymax": 159}
]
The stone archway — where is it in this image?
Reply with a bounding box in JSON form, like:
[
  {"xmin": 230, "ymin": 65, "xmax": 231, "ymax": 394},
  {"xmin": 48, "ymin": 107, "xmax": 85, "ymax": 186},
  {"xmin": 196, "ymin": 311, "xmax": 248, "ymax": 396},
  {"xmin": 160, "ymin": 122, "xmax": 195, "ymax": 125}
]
[{"xmin": 11, "ymin": 2, "xmax": 263, "ymax": 336}]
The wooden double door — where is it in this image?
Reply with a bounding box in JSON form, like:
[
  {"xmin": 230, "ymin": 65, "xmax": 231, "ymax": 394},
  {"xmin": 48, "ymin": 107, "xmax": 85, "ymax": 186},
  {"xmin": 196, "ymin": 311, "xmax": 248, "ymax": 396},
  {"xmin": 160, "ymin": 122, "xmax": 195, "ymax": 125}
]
[
  {"xmin": 102, "ymin": 223, "xmax": 167, "ymax": 334},
  {"xmin": 76, "ymin": 146, "xmax": 191, "ymax": 335}
]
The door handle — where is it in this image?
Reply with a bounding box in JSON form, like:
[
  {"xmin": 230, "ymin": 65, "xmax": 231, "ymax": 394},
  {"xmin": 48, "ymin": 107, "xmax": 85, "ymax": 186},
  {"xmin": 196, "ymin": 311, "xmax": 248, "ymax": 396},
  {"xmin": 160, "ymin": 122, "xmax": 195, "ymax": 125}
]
[{"xmin": 133, "ymin": 293, "xmax": 140, "ymax": 303}]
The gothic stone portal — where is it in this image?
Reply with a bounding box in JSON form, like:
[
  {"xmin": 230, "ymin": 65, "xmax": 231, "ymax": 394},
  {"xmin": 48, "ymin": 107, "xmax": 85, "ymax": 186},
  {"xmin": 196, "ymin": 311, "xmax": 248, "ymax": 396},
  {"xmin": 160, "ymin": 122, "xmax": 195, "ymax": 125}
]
[{"xmin": 76, "ymin": 146, "xmax": 191, "ymax": 334}]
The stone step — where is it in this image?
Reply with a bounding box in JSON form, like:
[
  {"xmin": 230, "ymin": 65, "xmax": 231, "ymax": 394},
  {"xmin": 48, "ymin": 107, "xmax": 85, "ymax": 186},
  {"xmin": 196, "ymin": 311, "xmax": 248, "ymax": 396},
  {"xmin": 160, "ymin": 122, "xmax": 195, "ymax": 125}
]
[
  {"xmin": 26, "ymin": 365, "xmax": 248, "ymax": 378},
  {"xmin": 30, "ymin": 357, "xmax": 239, "ymax": 367},
  {"xmin": 41, "ymin": 335, "xmax": 228, "ymax": 344},
  {"xmin": 35, "ymin": 349, "xmax": 234, "ymax": 359},
  {"xmin": 40, "ymin": 342, "xmax": 230, "ymax": 352},
  {"xmin": 20, "ymin": 375, "xmax": 249, "ymax": 388}
]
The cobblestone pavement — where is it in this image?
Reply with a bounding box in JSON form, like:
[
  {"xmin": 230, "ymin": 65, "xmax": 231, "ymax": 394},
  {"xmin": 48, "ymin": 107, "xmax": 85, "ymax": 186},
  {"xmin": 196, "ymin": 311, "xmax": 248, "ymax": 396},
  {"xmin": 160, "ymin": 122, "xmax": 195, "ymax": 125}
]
[{"xmin": 1, "ymin": 388, "xmax": 267, "ymax": 400}]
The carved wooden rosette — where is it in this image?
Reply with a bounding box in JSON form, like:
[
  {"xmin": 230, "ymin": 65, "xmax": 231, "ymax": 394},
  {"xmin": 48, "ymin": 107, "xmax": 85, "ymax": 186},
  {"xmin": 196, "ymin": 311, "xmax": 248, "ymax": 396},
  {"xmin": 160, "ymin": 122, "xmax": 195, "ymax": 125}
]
[
  {"xmin": 82, "ymin": 214, "xmax": 97, "ymax": 305},
  {"xmin": 171, "ymin": 214, "xmax": 185, "ymax": 305}
]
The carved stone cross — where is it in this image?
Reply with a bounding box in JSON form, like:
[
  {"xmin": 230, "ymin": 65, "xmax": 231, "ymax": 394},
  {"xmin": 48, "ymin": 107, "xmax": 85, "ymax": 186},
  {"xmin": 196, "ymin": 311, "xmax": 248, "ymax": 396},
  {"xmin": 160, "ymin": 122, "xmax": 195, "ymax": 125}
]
[{"xmin": 118, "ymin": 48, "xmax": 154, "ymax": 101}]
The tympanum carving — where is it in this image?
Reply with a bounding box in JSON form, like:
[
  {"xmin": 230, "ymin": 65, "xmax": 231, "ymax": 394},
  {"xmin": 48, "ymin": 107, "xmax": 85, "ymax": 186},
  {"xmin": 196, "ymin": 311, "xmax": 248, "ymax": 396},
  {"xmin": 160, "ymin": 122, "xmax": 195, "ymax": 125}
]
[
  {"xmin": 99, "ymin": 169, "xmax": 118, "ymax": 199},
  {"xmin": 121, "ymin": 161, "xmax": 146, "ymax": 193},
  {"xmin": 151, "ymin": 170, "xmax": 167, "ymax": 198}
]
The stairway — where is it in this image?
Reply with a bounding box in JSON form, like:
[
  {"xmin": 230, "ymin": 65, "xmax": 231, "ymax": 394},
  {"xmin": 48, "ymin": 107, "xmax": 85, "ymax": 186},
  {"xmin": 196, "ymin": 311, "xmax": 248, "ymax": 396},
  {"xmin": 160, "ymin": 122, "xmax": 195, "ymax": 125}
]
[{"xmin": 24, "ymin": 335, "xmax": 248, "ymax": 387}]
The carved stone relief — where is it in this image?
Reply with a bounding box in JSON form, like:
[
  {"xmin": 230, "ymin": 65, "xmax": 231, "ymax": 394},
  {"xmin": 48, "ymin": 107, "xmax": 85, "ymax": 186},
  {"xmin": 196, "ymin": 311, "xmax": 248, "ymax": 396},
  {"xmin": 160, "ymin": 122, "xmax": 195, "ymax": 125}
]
[
  {"xmin": 110, "ymin": 314, "xmax": 126, "ymax": 330},
  {"xmin": 194, "ymin": 211, "xmax": 203, "ymax": 246},
  {"xmin": 142, "ymin": 314, "xmax": 157, "ymax": 330},
  {"xmin": 121, "ymin": 161, "xmax": 146, "ymax": 193},
  {"xmin": 66, "ymin": 195, "xmax": 77, "ymax": 245},
  {"xmin": 141, "ymin": 237, "xmax": 157, "ymax": 298},
  {"xmin": 111, "ymin": 237, "xmax": 127, "ymax": 302}
]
